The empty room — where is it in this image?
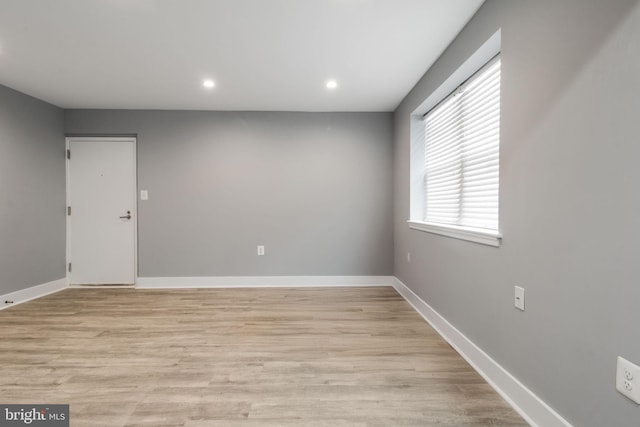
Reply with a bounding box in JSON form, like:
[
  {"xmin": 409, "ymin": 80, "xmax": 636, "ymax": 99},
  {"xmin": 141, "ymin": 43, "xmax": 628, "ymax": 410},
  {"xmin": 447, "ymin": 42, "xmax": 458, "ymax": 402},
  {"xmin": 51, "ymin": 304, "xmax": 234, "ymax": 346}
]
[{"xmin": 1, "ymin": 0, "xmax": 639, "ymax": 426}]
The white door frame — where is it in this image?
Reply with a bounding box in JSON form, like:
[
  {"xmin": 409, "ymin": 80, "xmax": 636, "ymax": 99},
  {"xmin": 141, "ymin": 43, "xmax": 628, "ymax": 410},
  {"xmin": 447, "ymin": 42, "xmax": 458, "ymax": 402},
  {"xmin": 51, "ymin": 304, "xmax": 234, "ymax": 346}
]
[{"xmin": 65, "ymin": 136, "xmax": 138, "ymax": 285}]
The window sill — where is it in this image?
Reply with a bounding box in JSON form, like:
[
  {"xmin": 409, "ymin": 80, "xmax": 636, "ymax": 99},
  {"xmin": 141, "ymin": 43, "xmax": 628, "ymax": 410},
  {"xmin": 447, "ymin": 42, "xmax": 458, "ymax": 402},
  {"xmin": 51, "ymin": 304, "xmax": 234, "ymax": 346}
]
[{"xmin": 407, "ymin": 220, "xmax": 501, "ymax": 247}]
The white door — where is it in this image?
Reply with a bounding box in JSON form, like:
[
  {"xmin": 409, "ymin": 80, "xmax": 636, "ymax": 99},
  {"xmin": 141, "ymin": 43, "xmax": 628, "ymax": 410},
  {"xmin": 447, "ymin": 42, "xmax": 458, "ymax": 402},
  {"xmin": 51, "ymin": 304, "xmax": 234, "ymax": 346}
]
[{"xmin": 67, "ymin": 137, "xmax": 136, "ymax": 285}]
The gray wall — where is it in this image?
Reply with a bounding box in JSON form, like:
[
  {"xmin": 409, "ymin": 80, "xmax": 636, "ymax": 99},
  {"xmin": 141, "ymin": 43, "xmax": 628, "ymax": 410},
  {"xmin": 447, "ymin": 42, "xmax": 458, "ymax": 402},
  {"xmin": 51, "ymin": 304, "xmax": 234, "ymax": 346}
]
[
  {"xmin": 393, "ymin": 0, "xmax": 640, "ymax": 426},
  {"xmin": 0, "ymin": 84, "xmax": 65, "ymax": 294},
  {"xmin": 65, "ymin": 110, "xmax": 393, "ymax": 277}
]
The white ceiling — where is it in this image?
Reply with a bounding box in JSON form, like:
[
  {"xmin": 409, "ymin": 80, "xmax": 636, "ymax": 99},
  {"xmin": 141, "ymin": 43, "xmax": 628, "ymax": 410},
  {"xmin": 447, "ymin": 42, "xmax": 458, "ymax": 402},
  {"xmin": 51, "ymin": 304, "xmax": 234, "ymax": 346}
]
[{"xmin": 0, "ymin": 0, "xmax": 484, "ymax": 112}]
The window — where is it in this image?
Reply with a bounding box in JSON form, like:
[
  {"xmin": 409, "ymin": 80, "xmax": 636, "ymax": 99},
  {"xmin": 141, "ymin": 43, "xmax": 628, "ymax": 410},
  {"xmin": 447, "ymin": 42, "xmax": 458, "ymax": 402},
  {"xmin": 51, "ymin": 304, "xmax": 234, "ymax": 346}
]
[{"xmin": 410, "ymin": 55, "xmax": 501, "ymax": 246}]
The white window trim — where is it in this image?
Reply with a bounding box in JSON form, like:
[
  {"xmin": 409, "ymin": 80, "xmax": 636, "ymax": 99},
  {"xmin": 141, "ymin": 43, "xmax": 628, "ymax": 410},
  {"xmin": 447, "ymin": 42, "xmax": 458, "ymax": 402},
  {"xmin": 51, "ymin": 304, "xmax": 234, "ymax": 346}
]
[
  {"xmin": 407, "ymin": 220, "xmax": 501, "ymax": 247},
  {"xmin": 409, "ymin": 30, "xmax": 502, "ymax": 248}
]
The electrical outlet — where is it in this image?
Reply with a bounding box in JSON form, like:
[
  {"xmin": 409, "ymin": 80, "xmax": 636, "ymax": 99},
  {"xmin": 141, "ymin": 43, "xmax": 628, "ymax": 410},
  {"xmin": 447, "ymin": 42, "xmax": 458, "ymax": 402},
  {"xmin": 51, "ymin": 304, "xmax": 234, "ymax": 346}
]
[
  {"xmin": 257, "ymin": 245, "xmax": 265, "ymax": 256},
  {"xmin": 514, "ymin": 286, "xmax": 525, "ymax": 311},
  {"xmin": 407, "ymin": 252, "xmax": 411, "ymax": 263},
  {"xmin": 616, "ymin": 356, "xmax": 640, "ymax": 404}
]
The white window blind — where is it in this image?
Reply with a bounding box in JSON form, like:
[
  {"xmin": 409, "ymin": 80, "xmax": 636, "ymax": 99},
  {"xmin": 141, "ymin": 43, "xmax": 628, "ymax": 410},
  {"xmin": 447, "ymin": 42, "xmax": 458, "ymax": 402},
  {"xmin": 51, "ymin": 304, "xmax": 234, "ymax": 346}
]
[{"xmin": 423, "ymin": 55, "xmax": 500, "ymax": 232}]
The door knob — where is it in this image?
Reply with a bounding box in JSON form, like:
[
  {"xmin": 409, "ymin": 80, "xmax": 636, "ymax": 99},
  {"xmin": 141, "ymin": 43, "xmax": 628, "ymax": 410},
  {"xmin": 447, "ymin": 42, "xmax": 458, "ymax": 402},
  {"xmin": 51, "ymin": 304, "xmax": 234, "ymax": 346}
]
[{"xmin": 119, "ymin": 210, "xmax": 132, "ymax": 220}]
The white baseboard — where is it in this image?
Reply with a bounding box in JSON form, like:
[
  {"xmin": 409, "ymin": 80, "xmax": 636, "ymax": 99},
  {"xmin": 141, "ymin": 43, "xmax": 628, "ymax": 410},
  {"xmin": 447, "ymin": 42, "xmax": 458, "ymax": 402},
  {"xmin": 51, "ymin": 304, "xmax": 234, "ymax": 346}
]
[
  {"xmin": 392, "ymin": 278, "xmax": 571, "ymax": 427},
  {"xmin": 1, "ymin": 278, "xmax": 68, "ymax": 310},
  {"xmin": 136, "ymin": 275, "xmax": 394, "ymax": 289}
]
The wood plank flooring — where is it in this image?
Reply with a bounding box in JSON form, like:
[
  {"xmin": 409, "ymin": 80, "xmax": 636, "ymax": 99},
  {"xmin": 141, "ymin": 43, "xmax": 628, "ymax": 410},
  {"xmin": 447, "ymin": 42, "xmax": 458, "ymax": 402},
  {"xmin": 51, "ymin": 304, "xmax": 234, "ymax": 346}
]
[{"xmin": 0, "ymin": 287, "xmax": 527, "ymax": 426}]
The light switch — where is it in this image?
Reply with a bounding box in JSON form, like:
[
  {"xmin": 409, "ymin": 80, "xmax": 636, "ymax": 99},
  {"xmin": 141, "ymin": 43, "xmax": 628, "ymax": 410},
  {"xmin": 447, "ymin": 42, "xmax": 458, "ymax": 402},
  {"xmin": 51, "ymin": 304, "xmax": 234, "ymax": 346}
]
[
  {"xmin": 515, "ymin": 286, "xmax": 525, "ymax": 311},
  {"xmin": 140, "ymin": 190, "xmax": 148, "ymax": 201}
]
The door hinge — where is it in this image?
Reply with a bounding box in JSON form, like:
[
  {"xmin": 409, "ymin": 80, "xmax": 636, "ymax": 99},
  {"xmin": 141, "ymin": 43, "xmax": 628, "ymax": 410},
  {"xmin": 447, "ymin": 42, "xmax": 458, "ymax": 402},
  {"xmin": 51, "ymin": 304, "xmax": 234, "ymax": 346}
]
[
  {"xmin": 67, "ymin": 206, "xmax": 71, "ymax": 216},
  {"xmin": 66, "ymin": 149, "xmax": 71, "ymax": 159},
  {"xmin": 68, "ymin": 262, "xmax": 72, "ymax": 273}
]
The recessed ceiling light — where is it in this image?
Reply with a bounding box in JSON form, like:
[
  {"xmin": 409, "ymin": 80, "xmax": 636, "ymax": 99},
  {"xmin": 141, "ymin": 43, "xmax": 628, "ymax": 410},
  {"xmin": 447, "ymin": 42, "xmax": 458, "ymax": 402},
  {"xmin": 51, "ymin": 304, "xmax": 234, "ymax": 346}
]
[
  {"xmin": 326, "ymin": 80, "xmax": 338, "ymax": 89},
  {"xmin": 203, "ymin": 79, "xmax": 215, "ymax": 89}
]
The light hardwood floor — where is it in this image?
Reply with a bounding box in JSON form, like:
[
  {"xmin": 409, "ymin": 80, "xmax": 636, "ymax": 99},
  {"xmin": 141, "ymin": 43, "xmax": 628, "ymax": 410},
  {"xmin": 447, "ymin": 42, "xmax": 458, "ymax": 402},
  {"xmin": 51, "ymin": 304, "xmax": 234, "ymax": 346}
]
[{"xmin": 0, "ymin": 287, "xmax": 527, "ymax": 426}]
